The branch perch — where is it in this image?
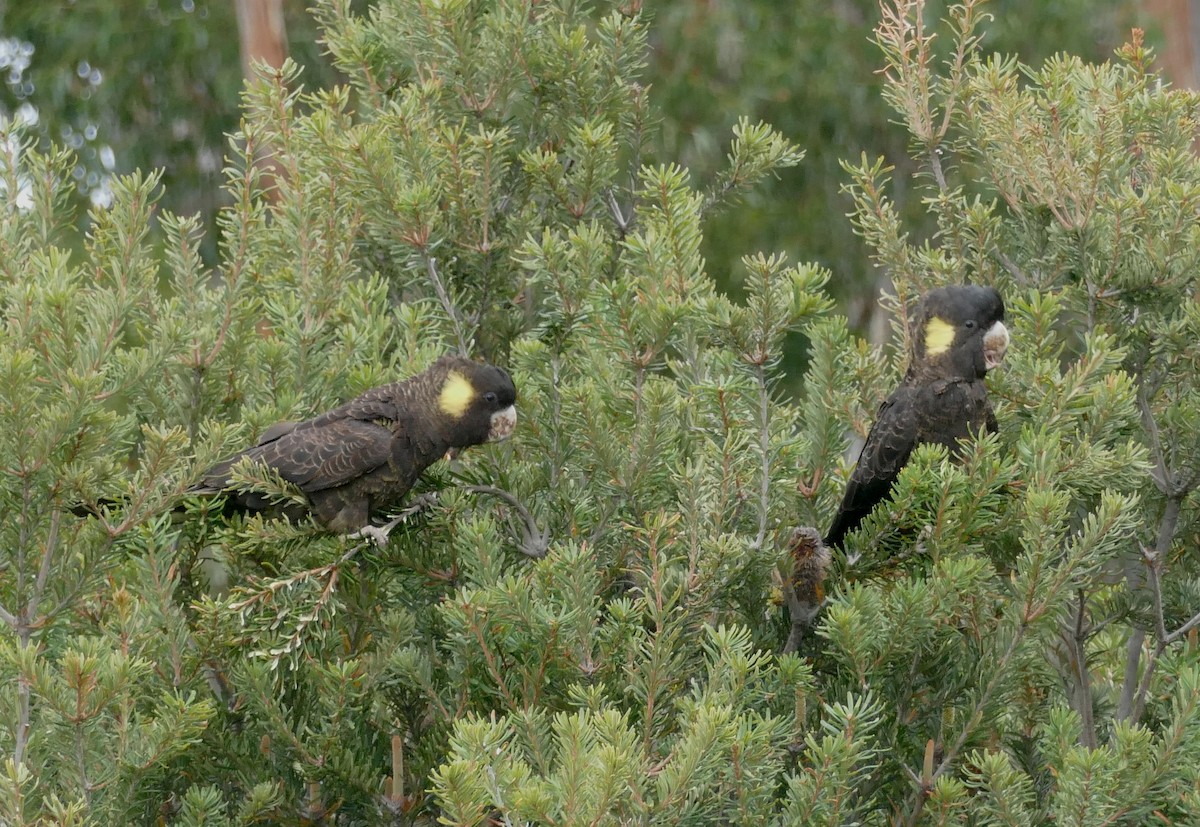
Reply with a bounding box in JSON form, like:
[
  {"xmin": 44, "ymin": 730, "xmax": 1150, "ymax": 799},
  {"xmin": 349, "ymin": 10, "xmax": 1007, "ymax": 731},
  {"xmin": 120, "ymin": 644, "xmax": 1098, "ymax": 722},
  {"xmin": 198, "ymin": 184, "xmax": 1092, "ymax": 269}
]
[{"xmin": 465, "ymin": 484, "xmax": 549, "ymax": 559}]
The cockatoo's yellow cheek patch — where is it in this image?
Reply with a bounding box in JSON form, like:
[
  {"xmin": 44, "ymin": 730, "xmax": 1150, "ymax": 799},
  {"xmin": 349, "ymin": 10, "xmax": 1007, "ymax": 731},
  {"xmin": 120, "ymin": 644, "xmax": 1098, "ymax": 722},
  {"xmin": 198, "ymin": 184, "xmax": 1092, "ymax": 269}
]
[
  {"xmin": 924, "ymin": 317, "xmax": 956, "ymax": 357},
  {"xmin": 438, "ymin": 371, "xmax": 476, "ymax": 419}
]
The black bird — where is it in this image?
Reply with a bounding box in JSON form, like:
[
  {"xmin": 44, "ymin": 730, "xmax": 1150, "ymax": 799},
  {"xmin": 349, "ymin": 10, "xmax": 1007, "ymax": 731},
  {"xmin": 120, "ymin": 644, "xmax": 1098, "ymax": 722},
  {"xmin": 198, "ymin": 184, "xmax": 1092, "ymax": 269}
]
[
  {"xmin": 191, "ymin": 355, "xmax": 517, "ymax": 545},
  {"xmin": 825, "ymin": 285, "xmax": 1009, "ymax": 549}
]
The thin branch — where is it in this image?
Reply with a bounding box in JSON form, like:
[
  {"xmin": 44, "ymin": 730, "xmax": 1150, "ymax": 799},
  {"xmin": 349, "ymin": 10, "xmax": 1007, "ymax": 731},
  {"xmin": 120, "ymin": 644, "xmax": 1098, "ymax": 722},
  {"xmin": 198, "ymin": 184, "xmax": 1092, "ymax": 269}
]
[
  {"xmin": 27, "ymin": 508, "xmax": 61, "ymax": 623},
  {"xmin": 1128, "ymin": 496, "xmax": 1184, "ymax": 722},
  {"xmin": 927, "ymin": 147, "xmax": 948, "ymax": 194},
  {"xmin": 1166, "ymin": 610, "xmax": 1200, "ymax": 646},
  {"xmin": 1116, "ymin": 628, "xmax": 1145, "ymax": 722},
  {"xmin": 585, "ymin": 495, "xmax": 621, "ymax": 548},
  {"xmin": 992, "ymin": 249, "xmax": 1031, "ymax": 286},
  {"xmin": 549, "ymin": 356, "xmax": 562, "ymax": 490},
  {"xmin": 1129, "ymin": 640, "xmax": 1161, "ymax": 725},
  {"xmin": 424, "ymin": 255, "xmax": 472, "ymax": 357},
  {"xmin": 752, "ymin": 363, "xmax": 771, "ymax": 551},
  {"xmin": 201, "ymin": 129, "xmax": 258, "ymax": 369},
  {"xmin": 15, "ymin": 475, "xmax": 30, "ymax": 617},
  {"xmin": 606, "ymin": 189, "xmax": 631, "ymax": 236},
  {"xmin": 1147, "ymin": 543, "xmax": 1170, "ymax": 645},
  {"xmin": 464, "ymin": 484, "xmax": 549, "ymax": 558},
  {"xmin": 14, "ymin": 666, "xmax": 30, "ymax": 767},
  {"xmin": 75, "ymin": 721, "xmax": 92, "ymax": 807},
  {"xmin": 1137, "ymin": 386, "xmax": 1172, "ymax": 495},
  {"xmin": 1118, "ymin": 372, "xmax": 1186, "ymax": 724},
  {"xmin": 484, "ymin": 766, "xmax": 517, "ymax": 827},
  {"xmin": 227, "ymin": 558, "xmax": 343, "ymax": 615},
  {"xmin": 1073, "ymin": 589, "xmax": 1097, "ymax": 748},
  {"xmin": 43, "ymin": 534, "xmax": 116, "ymax": 630}
]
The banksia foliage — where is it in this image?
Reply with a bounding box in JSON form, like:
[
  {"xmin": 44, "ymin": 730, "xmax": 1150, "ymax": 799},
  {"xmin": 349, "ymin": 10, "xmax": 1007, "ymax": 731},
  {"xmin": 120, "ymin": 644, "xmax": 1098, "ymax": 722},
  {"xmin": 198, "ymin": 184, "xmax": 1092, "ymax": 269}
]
[{"xmin": 2, "ymin": 0, "xmax": 1199, "ymax": 824}]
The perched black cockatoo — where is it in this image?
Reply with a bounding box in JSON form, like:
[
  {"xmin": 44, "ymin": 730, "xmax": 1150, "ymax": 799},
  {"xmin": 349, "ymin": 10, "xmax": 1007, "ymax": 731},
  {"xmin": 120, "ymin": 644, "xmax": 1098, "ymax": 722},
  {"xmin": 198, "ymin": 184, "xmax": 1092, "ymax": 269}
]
[
  {"xmin": 192, "ymin": 355, "xmax": 516, "ymax": 544},
  {"xmin": 825, "ymin": 285, "xmax": 1009, "ymax": 549}
]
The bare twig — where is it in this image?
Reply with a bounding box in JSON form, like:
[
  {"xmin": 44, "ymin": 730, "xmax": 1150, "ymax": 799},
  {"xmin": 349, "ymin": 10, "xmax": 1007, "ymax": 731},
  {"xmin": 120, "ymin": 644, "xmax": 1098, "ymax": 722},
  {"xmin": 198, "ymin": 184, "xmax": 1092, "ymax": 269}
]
[
  {"xmin": 902, "ymin": 622, "xmax": 1026, "ymax": 819},
  {"xmin": 1118, "ymin": 375, "xmax": 1187, "ymax": 724},
  {"xmin": 1166, "ymin": 610, "xmax": 1200, "ymax": 646}
]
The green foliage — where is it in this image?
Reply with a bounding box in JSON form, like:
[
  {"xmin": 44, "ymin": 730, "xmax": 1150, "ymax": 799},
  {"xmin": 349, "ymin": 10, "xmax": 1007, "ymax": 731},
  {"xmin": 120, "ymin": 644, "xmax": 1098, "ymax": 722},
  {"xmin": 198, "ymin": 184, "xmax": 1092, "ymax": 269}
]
[
  {"xmin": 432, "ymin": 625, "xmax": 807, "ymax": 825},
  {"xmin": 3, "ymin": 0, "xmax": 1200, "ymax": 824},
  {"xmin": 816, "ymin": 2, "xmax": 1200, "ymax": 822},
  {"xmin": 1, "ymin": 0, "xmax": 817, "ymax": 821}
]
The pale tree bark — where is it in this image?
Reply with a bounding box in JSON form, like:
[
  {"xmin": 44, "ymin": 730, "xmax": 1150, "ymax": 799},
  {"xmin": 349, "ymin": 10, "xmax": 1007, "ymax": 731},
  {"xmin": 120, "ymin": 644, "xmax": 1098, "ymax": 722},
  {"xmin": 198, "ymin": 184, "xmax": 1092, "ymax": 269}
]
[
  {"xmin": 1143, "ymin": 0, "xmax": 1200, "ymax": 88},
  {"xmin": 235, "ymin": 0, "xmax": 288, "ymax": 76},
  {"xmin": 234, "ymin": 0, "xmax": 288, "ymax": 198}
]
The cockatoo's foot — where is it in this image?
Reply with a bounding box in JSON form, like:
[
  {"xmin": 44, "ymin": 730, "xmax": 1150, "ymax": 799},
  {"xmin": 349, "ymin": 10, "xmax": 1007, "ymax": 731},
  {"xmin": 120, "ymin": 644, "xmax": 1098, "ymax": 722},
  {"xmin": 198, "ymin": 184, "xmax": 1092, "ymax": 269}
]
[
  {"xmin": 349, "ymin": 523, "xmax": 392, "ymax": 548},
  {"xmin": 346, "ymin": 492, "xmax": 440, "ymax": 548}
]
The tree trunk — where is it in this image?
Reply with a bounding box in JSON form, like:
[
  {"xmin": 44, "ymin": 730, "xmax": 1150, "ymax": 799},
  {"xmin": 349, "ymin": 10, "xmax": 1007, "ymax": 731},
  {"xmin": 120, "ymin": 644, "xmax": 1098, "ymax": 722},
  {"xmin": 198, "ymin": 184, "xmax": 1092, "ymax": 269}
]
[
  {"xmin": 1143, "ymin": 0, "xmax": 1199, "ymax": 88},
  {"xmin": 234, "ymin": 0, "xmax": 288, "ymax": 76},
  {"xmin": 233, "ymin": 0, "xmax": 288, "ymax": 199}
]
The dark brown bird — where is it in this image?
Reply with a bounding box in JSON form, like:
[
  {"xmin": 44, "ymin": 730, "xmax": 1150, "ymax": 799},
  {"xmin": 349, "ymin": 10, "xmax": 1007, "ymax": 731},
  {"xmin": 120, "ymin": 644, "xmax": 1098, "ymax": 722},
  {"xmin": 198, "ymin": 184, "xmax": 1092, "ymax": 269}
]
[
  {"xmin": 193, "ymin": 355, "xmax": 517, "ymax": 544},
  {"xmin": 825, "ymin": 285, "xmax": 1009, "ymax": 549}
]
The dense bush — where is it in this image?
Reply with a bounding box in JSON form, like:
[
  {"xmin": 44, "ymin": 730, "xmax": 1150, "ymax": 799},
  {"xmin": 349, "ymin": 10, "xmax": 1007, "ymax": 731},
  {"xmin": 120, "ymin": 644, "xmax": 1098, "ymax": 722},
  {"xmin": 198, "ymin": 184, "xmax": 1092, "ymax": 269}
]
[{"xmin": 1, "ymin": 0, "xmax": 1198, "ymax": 824}]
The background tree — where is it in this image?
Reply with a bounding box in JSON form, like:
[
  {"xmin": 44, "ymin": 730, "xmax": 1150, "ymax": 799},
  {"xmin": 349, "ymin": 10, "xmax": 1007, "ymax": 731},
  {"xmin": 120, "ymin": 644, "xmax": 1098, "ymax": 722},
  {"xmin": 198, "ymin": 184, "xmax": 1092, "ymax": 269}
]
[
  {"xmin": 648, "ymin": 0, "xmax": 1139, "ymax": 320},
  {"xmin": 0, "ymin": 0, "xmax": 340, "ymax": 254},
  {"xmin": 0, "ymin": 0, "xmax": 1140, "ymax": 305}
]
